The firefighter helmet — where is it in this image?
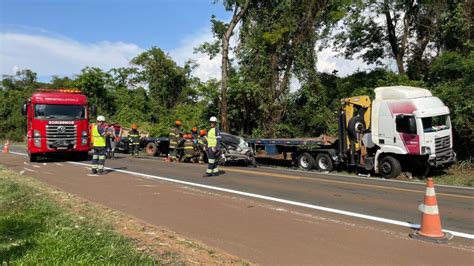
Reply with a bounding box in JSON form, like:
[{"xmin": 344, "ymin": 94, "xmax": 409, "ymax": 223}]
[
  {"xmin": 175, "ymin": 120, "xmax": 182, "ymax": 126},
  {"xmin": 97, "ymin": 115, "xmax": 106, "ymax": 122},
  {"xmin": 209, "ymin": 116, "xmax": 217, "ymax": 122},
  {"xmin": 199, "ymin": 129, "xmax": 207, "ymax": 136},
  {"xmin": 131, "ymin": 123, "xmax": 138, "ymax": 129}
]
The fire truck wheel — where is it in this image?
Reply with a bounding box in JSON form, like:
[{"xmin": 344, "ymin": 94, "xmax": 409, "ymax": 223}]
[
  {"xmin": 316, "ymin": 153, "xmax": 333, "ymax": 171},
  {"xmin": 146, "ymin": 142, "xmax": 158, "ymax": 156},
  {"xmin": 29, "ymin": 154, "xmax": 37, "ymax": 163},
  {"xmin": 297, "ymin": 152, "xmax": 316, "ymax": 170},
  {"xmin": 379, "ymin": 155, "xmax": 401, "ymax": 179}
]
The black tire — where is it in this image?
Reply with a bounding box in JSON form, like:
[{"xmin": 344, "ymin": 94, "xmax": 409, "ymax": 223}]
[
  {"xmin": 379, "ymin": 155, "xmax": 401, "ymax": 179},
  {"xmin": 297, "ymin": 152, "xmax": 316, "ymax": 170},
  {"xmin": 78, "ymin": 152, "xmax": 89, "ymax": 161},
  {"xmin": 146, "ymin": 142, "xmax": 158, "ymax": 156},
  {"xmin": 29, "ymin": 153, "xmax": 37, "ymax": 162},
  {"xmin": 347, "ymin": 116, "xmax": 366, "ymax": 140},
  {"xmin": 315, "ymin": 153, "xmax": 333, "ymax": 171}
]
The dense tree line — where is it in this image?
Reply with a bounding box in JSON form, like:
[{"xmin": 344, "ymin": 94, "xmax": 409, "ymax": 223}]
[{"xmin": 0, "ymin": 0, "xmax": 472, "ymax": 159}]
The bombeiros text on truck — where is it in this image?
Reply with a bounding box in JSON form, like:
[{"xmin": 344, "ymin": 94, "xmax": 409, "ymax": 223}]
[
  {"xmin": 22, "ymin": 88, "xmax": 96, "ymax": 162},
  {"xmin": 249, "ymin": 86, "xmax": 456, "ymax": 178}
]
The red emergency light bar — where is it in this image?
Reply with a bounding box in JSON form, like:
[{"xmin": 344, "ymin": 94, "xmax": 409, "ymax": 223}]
[{"xmin": 36, "ymin": 88, "xmax": 83, "ymax": 94}]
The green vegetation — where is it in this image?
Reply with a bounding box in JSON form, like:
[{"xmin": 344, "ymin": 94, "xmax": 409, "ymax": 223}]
[
  {"xmin": 0, "ymin": 166, "xmax": 155, "ymax": 264},
  {"xmin": 0, "ymin": 0, "xmax": 472, "ymax": 160},
  {"xmin": 431, "ymin": 160, "xmax": 474, "ymax": 187}
]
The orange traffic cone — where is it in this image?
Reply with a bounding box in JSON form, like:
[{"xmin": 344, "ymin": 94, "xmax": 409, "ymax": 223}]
[
  {"xmin": 2, "ymin": 140, "xmax": 9, "ymax": 153},
  {"xmin": 409, "ymin": 178, "xmax": 453, "ymax": 243}
]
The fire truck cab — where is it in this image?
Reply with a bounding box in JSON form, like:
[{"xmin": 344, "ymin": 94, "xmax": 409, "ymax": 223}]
[{"xmin": 22, "ymin": 89, "xmax": 92, "ymax": 162}]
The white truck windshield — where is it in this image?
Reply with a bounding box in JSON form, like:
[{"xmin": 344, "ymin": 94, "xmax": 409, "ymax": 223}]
[
  {"xmin": 34, "ymin": 104, "xmax": 86, "ymax": 120},
  {"xmin": 422, "ymin": 115, "xmax": 450, "ymax": 132}
]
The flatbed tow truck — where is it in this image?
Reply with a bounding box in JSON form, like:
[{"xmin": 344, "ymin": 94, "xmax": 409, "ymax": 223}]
[{"xmin": 248, "ymin": 86, "xmax": 456, "ymax": 178}]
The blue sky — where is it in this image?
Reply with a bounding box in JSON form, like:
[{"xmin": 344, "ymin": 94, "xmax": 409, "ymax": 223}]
[
  {"xmin": 1, "ymin": 0, "xmax": 379, "ymax": 82},
  {"xmin": 1, "ymin": 0, "xmax": 229, "ymax": 50}
]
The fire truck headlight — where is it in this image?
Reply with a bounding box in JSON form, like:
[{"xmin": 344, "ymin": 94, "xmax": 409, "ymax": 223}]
[
  {"xmin": 82, "ymin": 130, "xmax": 87, "ymax": 137},
  {"xmin": 34, "ymin": 138, "xmax": 41, "ymax": 147},
  {"xmin": 81, "ymin": 138, "xmax": 88, "ymax": 145},
  {"xmin": 33, "ymin": 130, "xmax": 41, "ymax": 138}
]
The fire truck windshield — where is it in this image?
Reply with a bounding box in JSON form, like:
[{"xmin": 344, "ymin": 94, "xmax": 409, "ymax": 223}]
[{"xmin": 34, "ymin": 104, "xmax": 86, "ymax": 120}]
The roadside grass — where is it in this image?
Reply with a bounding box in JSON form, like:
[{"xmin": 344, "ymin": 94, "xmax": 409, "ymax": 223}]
[
  {"xmin": 430, "ymin": 160, "xmax": 474, "ymax": 187},
  {"xmin": 0, "ymin": 166, "xmax": 155, "ymax": 264}
]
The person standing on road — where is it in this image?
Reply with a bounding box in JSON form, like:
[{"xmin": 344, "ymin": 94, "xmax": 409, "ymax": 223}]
[
  {"xmin": 106, "ymin": 123, "xmax": 116, "ymax": 159},
  {"xmin": 198, "ymin": 129, "xmax": 207, "ymax": 164},
  {"xmin": 113, "ymin": 121, "xmax": 123, "ymax": 155},
  {"xmin": 167, "ymin": 120, "xmax": 182, "ymax": 162},
  {"xmin": 128, "ymin": 124, "xmax": 140, "ymax": 157},
  {"xmin": 204, "ymin": 116, "xmax": 222, "ymax": 177},
  {"xmin": 91, "ymin": 115, "xmax": 107, "ymax": 175}
]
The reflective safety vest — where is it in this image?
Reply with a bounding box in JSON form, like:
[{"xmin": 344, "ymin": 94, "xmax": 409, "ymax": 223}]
[
  {"xmin": 169, "ymin": 127, "xmax": 181, "ymax": 149},
  {"xmin": 92, "ymin": 125, "xmax": 106, "ymax": 147},
  {"xmin": 128, "ymin": 130, "xmax": 140, "ymax": 145},
  {"xmin": 183, "ymin": 139, "xmax": 195, "ymax": 157},
  {"xmin": 207, "ymin": 128, "xmax": 220, "ymax": 148}
]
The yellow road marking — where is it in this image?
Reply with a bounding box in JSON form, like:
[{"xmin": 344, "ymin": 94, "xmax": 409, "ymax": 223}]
[{"xmin": 223, "ymin": 167, "xmax": 474, "ymax": 200}]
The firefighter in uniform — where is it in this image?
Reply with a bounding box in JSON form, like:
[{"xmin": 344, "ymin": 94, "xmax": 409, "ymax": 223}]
[
  {"xmin": 204, "ymin": 116, "xmax": 222, "ymax": 177},
  {"xmin": 182, "ymin": 133, "xmax": 197, "ymax": 163},
  {"xmin": 191, "ymin": 127, "xmax": 198, "ymax": 140},
  {"xmin": 128, "ymin": 124, "xmax": 140, "ymax": 157},
  {"xmin": 197, "ymin": 129, "xmax": 207, "ymax": 164},
  {"xmin": 168, "ymin": 120, "xmax": 182, "ymax": 162},
  {"xmin": 91, "ymin": 115, "xmax": 107, "ymax": 175}
]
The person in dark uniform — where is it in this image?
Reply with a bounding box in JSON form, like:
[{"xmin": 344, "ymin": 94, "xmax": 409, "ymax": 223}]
[
  {"xmin": 197, "ymin": 129, "xmax": 207, "ymax": 164},
  {"xmin": 168, "ymin": 120, "xmax": 182, "ymax": 162},
  {"xmin": 183, "ymin": 133, "xmax": 198, "ymax": 163},
  {"xmin": 128, "ymin": 123, "xmax": 140, "ymax": 157}
]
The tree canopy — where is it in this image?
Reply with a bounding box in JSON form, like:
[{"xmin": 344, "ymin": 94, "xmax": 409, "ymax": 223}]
[{"xmin": 1, "ymin": 0, "xmax": 472, "ymax": 159}]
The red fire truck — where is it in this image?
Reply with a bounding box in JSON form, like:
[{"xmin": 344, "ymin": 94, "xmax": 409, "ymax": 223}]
[{"xmin": 22, "ymin": 89, "xmax": 94, "ymax": 162}]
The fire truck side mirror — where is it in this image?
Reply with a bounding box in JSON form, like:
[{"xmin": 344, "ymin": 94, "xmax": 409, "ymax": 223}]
[
  {"xmin": 21, "ymin": 103, "xmax": 27, "ymax": 116},
  {"xmin": 90, "ymin": 105, "xmax": 97, "ymax": 117}
]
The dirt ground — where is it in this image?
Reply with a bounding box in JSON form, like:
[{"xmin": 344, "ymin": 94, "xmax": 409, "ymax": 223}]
[{"xmin": 10, "ymin": 167, "xmax": 248, "ymax": 265}]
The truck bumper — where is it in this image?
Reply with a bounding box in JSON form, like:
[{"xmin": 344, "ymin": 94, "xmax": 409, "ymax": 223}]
[
  {"xmin": 428, "ymin": 149, "xmax": 456, "ymax": 167},
  {"xmin": 28, "ymin": 138, "xmax": 91, "ymax": 154}
]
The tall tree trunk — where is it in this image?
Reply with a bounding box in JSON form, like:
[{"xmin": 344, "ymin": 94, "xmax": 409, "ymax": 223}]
[{"xmin": 220, "ymin": 0, "xmax": 250, "ymax": 132}]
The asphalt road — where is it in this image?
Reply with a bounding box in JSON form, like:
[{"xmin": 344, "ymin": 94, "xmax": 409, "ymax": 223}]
[{"xmin": 2, "ymin": 146, "xmax": 473, "ymax": 264}]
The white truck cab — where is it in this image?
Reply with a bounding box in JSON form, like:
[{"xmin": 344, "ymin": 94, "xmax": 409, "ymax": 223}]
[{"xmin": 371, "ymin": 86, "xmax": 456, "ymax": 176}]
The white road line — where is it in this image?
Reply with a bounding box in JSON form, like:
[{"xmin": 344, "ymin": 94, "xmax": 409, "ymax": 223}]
[
  {"xmin": 8, "ymin": 151, "xmax": 474, "ymax": 239},
  {"xmin": 55, "ymin": 163, "xmax": 64, "ymax": 166},
  {"xmin": 23, "ymin": 167, "xmax": 37, "ymax": 172},
  {"xmin": 23, "ymin": 162, "xmax": 29, "ymax": 165},
  {"xmin": 32, "ymin": 165, "xmax": 41, "ymax": 168}
]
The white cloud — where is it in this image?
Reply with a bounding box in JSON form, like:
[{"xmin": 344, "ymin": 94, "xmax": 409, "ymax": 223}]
[
  {"xmin": 168, "ymin": 29, "xmax": 222, "ymax": 82},
  {"xmin": 317, "ymin": 47, "xmax": 370, "ymax": 76},
  {"xmin": 0, "ymin": 32, "xmax": 142, "ymax": 78}
]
